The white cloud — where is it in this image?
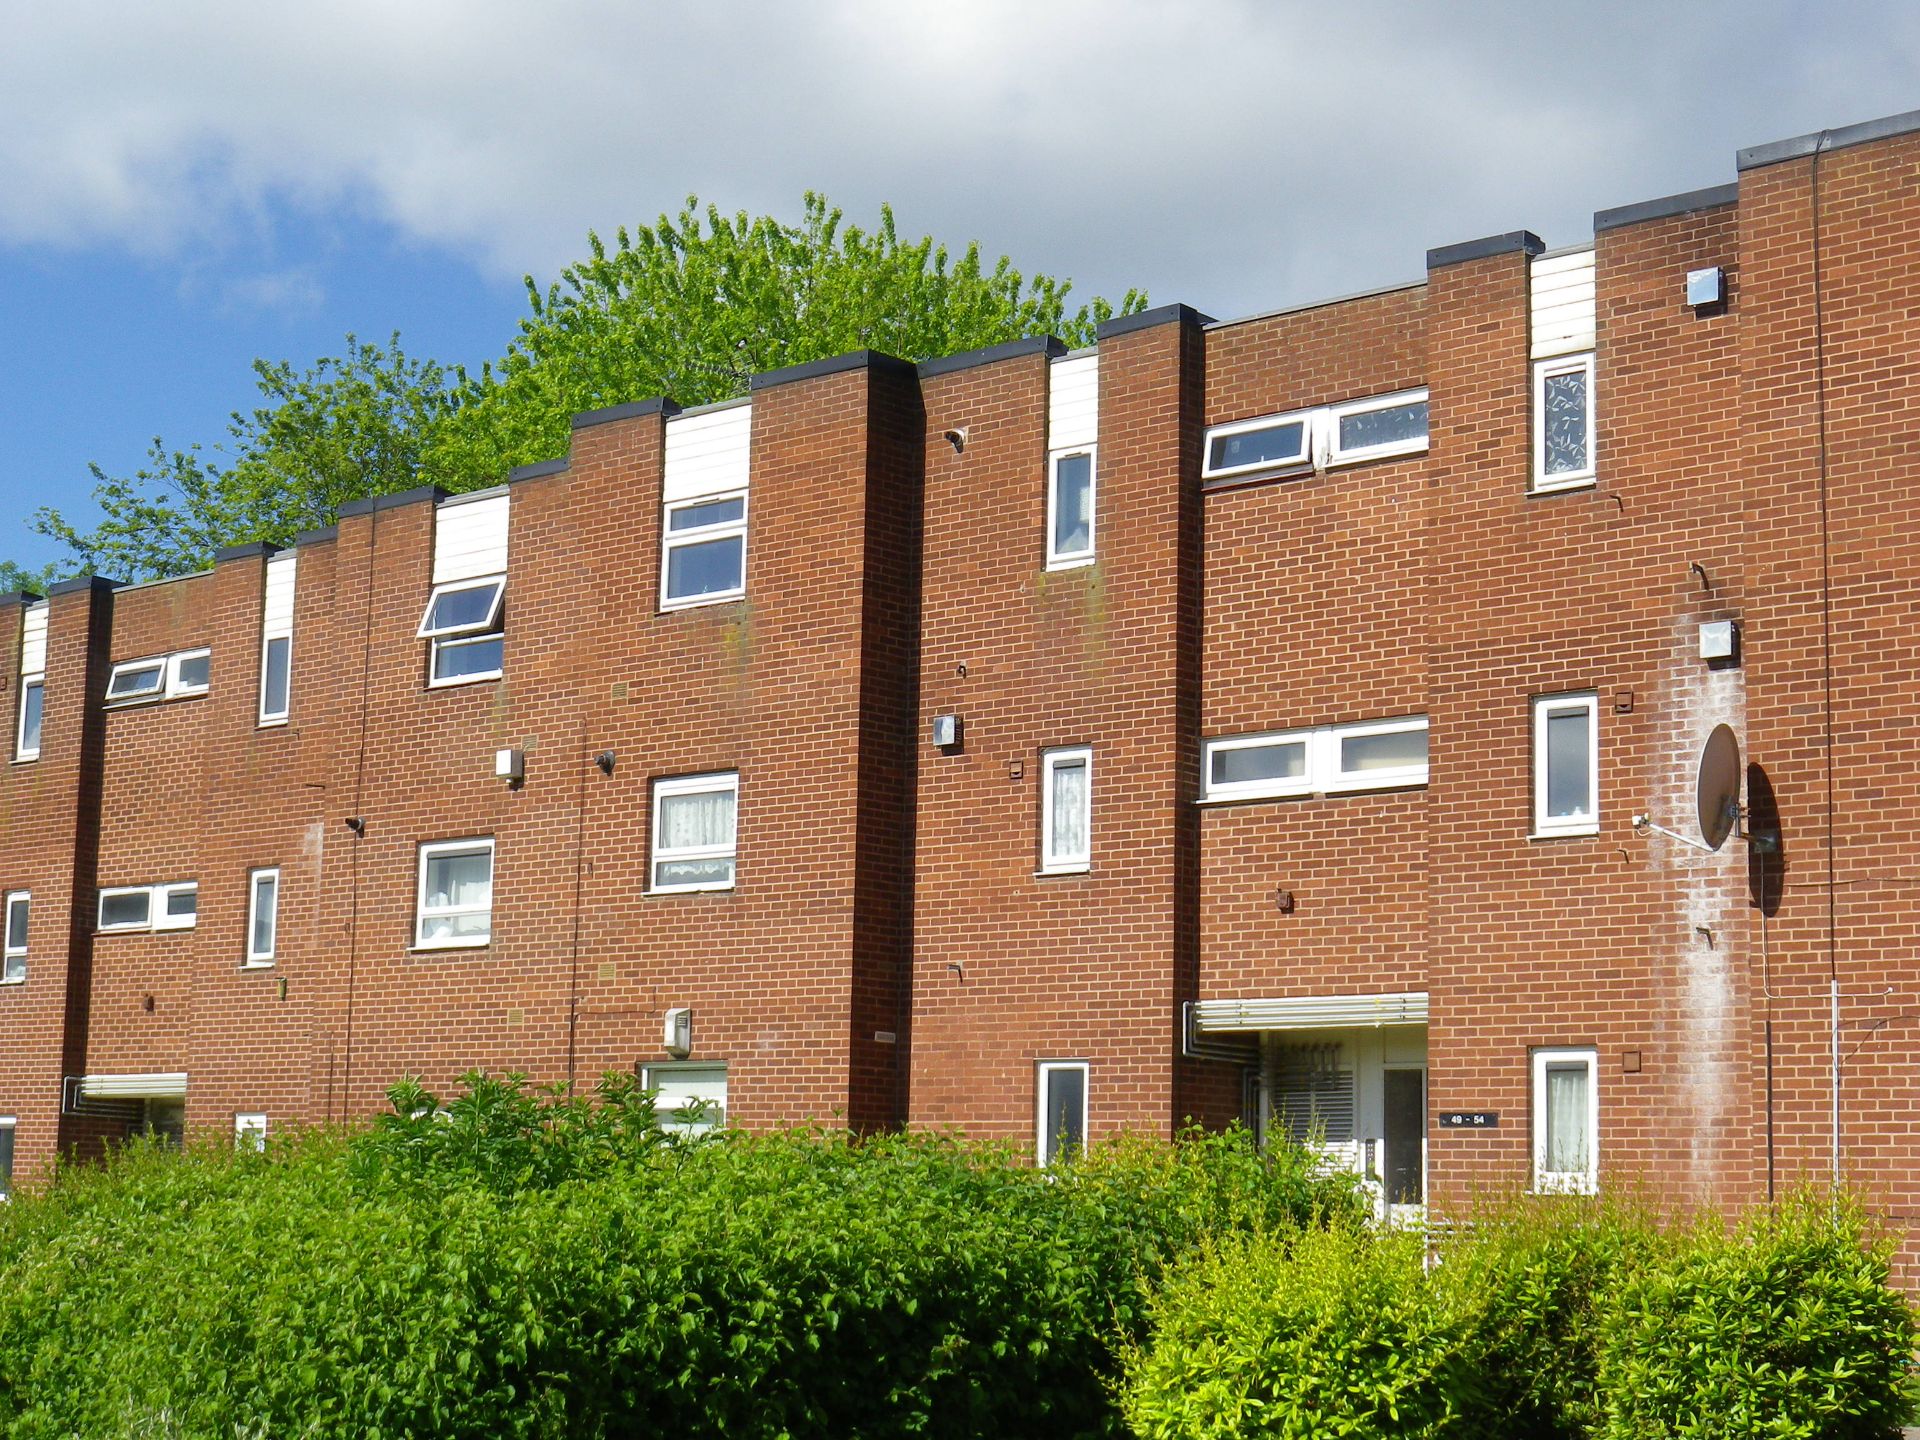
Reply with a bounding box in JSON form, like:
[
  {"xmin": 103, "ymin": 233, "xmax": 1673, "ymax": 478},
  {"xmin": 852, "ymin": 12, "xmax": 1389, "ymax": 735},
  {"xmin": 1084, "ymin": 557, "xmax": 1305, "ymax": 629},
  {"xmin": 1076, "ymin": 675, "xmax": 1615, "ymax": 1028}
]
[{"xmin": 2, "ymin": 0, "xmax": 1918, "ymax": 318}]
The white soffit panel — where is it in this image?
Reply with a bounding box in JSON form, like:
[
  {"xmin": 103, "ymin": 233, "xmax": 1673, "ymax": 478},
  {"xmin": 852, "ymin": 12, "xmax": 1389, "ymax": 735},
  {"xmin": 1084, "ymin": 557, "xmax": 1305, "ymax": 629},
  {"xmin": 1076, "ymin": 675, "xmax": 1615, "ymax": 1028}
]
[
  {"xmin": 432, "ymin": 492, "xmax": 510, "ymax": 585},
  {"xmin": 663, "ymin": 404, "xmax": 752, "ymax": 503},
  {"xmin": 19, "ymin": 602, "xmax": 48, "ymax": 676},
  {"xmin": 1048, "ymin": 355, "xmax": 1099, "ymax": 451},
  {"xmin": 1192, "ymin": 991, "xmax": 1429, "ymax": 1033},
  {"xmin": 1530, "ymin": 248, "xmax": 1596, "ymax": 359},
  {"xmin": 261, "ymin": 553, "xmax": 297, "ymax": 640}
]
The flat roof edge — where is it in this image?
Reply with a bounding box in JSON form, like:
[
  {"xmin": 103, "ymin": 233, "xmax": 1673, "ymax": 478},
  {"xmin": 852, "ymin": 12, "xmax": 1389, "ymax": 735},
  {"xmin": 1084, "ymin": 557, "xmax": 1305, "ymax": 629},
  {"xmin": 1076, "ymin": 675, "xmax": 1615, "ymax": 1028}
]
[
  {"xmin": 1738, "ymin": 108, "xmax": 1920, "ymax": 171},
  {"xmin": 917, "ymin": 334, "xmax": 1065, "ymax": 379},
  {"xmin": 1426, "ymin": 231, "xmax": 1545, "ymax": 269},
  {"xmin": 1595, "ymin": 183, "xmax": 1740, "ymax": 233}
]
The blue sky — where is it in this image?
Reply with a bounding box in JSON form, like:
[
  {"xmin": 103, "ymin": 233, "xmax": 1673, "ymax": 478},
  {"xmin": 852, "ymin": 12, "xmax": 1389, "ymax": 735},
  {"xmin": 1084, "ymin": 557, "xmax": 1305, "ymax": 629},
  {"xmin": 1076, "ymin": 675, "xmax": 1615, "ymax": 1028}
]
[{"xmin": 2, "ymin": 1, "xmax": 1917, "ymax": 574}]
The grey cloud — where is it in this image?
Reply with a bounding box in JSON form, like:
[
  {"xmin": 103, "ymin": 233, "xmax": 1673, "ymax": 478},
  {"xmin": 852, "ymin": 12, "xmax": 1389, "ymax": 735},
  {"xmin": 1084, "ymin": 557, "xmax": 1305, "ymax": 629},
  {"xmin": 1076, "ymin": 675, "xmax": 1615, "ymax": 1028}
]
[{"xmin": 1, "ymin": 0, "xmax": 1916, "ymax": 321}]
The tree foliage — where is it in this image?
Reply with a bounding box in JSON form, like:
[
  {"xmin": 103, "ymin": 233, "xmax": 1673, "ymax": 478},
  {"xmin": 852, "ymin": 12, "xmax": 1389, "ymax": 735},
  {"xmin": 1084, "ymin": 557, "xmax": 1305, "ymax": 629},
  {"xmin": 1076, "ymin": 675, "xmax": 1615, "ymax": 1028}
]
[{"xmin": 19, "ymin": 195, "xmax": 1143, "ymax": 584}]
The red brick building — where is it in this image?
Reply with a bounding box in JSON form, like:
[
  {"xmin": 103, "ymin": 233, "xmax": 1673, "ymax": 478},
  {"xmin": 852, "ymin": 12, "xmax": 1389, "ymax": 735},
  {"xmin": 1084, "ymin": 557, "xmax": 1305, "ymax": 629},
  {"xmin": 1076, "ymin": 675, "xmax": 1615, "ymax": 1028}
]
[{"xmin": 5, "ymin": 110, "xmax": 1920, "ymax": 1265}]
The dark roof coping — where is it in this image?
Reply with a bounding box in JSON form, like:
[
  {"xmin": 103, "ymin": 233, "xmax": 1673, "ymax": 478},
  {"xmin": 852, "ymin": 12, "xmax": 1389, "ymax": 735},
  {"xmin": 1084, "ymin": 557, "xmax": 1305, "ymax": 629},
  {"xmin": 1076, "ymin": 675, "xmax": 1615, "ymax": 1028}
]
[
  {"xmin": 1426, "ymin": 231, "xmax": 1545, "ymax": 269},
  {"xmin": 337, "ymin": 484, "xmax": 446, "ymax": 519},
  {"xmin": 1096, "ymin": 303, "xmax": 1214, "ymax": 341},
  {"xmin": 213, "ymin": 541, "xmax": 281, "ymax": 563},
  {"xmin": 1738, "ymin": 109, "xmax": 1920, "ymax": 171},
  {"xmin": 570, "ymin": 397, "xmax": 681, "ymax": 430},
  {"xmin": 749, "ymin": 350, "xmax": 916, "ymax": 392},
  {"xmin": 917, "ymin": 334, "xmax": 1066, "ymax": 378},
  {"xmin": 1594, "ymin": 183, "xmax": 1740, "ymax": 234},
  {"xmin": 507, "ymin": 458, "xmax": 570, "ymax": 485},
  {"xmin": 47, "ymin": 575, "xmax": 121, "ymax": 598},
  {"xmin": 294, "ymin": 525, "xmax": 338, "ymax": 548},
  {"xmin": 0, "ymin": 591, "xmax": 42, "ymax": 606}
]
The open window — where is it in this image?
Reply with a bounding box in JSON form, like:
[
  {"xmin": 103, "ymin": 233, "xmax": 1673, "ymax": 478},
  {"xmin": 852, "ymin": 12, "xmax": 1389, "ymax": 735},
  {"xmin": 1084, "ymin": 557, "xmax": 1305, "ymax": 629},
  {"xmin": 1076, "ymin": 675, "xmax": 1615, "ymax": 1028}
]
[
  {"xmin": 1203, "ymin": 388, "xmax": 1429, "ymax": 482},
  {"xmin": 105, "ymin": 649, "xmax": 210, "ymax": 706},
  {"xmin": 418, "ymin": 576, "xmax": 505, "ymax": 687}
]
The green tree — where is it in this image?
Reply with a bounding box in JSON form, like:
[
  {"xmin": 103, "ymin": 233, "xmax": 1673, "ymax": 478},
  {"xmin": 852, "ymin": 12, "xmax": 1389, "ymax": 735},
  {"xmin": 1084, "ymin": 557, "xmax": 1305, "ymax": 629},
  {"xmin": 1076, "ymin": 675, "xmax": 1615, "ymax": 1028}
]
[{"xmin": 22, "ymin": 195, "xmax": 1142, "ymax": 583}]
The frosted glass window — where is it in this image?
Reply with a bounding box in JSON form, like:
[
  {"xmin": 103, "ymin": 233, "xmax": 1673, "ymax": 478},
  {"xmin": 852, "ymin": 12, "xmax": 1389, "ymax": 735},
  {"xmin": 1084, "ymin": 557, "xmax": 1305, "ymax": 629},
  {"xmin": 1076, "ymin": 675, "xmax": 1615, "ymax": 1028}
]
[
  {"xmin": 416, "ymin": 840, "xmax": 494, "ymax": 947},
  {"xmin": 1047, "ymin": 449, "xmax": 1095, "ymax": 567},
  {"xmin": 1041, "ymin": 748, "xmax": 1092, "ymax": 873},
  {"xmin": 1533, "ymin": 354, "xmax": 1596, "ymax": 490},
  {"xmin": 1330, "ymin": 395, "xmax": 1429, "ymax": 461},
  {"xmin": 651, "ymin": 773, "xmax": 739, "ymax": 891}
]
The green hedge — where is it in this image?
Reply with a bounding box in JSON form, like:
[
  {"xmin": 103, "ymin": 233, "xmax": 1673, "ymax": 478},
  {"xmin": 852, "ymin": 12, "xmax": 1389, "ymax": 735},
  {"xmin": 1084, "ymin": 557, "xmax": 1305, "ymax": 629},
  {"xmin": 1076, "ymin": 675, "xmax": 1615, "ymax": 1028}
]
[
  {"xmin": 1119, "ymin": 1193, "xmax": 1917, "ymax": 1440},
  {"xmin": 0, "ymin": 1072, "xmax": 1357, "ymax": 1440}
]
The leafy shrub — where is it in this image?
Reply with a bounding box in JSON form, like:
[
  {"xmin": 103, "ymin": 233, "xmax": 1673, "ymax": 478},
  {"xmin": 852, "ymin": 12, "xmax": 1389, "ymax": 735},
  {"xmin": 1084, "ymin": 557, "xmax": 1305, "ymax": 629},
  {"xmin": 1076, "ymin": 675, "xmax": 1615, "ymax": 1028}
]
[
  {"xmin": 1119, "ymin": 1222, "xmax": 1482, "ymax": 1439},
  {"xmin": 1594, "ymin": 1193, "xmax": 1916, "ymax": 1439},
  {"xmin": 0, "ymin": 1074, "xmax": 1356, "ymax": 1440},
  {"xmin": 1433, "ymin": 1193, "xmax": 1673, "ymax": 1438}
]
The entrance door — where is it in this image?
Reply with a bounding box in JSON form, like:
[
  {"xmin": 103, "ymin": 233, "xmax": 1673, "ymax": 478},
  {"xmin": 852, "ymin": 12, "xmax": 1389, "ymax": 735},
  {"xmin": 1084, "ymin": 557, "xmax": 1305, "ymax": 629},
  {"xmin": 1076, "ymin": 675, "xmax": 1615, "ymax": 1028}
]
[{"xmin": 1382, "ymin": 1068, "xmax": 1425, "ymax": 1205}]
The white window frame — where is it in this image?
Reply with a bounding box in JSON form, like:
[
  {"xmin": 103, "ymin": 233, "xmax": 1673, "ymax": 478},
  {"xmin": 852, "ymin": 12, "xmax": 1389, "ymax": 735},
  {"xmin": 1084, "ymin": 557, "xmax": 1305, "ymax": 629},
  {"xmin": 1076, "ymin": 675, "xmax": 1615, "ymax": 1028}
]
[
  {"xmin": 1531, "ymin": 1047, "xmax": 1598, "ymax": 1194},
  {"xmin": 153, "ymin": 882, "xmax": 199, "ymax": 931},
  {"xmin": 258, "ymin": 633, "xmax": 291, "ymax": 727},
  {"xmin": 97, "ymin": 886, "xmax": 153, "ymax": 932},
  {"xmin": 1202, "ymin": 388, "xmax": 1431, "ymax": 483},
  {"xmin": 1045, "ymin": 446, "xmax": 1097, "ymax": 570},
  {"xmin": 1532, "ymin": 693, "xmax": 1600, "ymax": 838},
  {"xmin": 245, "ymin": 868, "xmax": 280, "ymax": 967},
  {"xmin": 234, "ymin": 1113, "xmax": 268, "ymax": 1152},
  {"xmin": 1531, "ymin": 353, "xmax": 1596, "ymax": 493},
  {"xmin": 1202, "ymin": 716, "xmax": 1430, "ymax": 803},
  {"xmin": 1039, "ymin": 746, "xmax": 1093, "ymax": 875},
  {"xmin": 166, "ymin": 649, "xmax": 211, "ymax": 698},
  {"xmin": 1036, "ymin": 1059, "xmax": 1089, "ymax": 1166},
  {"xmin": 660, "ymin": 490, "xmax": 748, "ymax": 611},
  {"xmin": 105, "ymin": 657, "xmax": 167, "ymax": 704},
  {"xmin": 1202, "ymin": 408, "xmax": 1313, "ymax": 481},
  {"xmin": 15, "ymin": 674, "xmax": 42, "ymax": 762},
  {"xmin": 649, "ymin": 772, "xmax": 740, "ymax": 894},
  {"xmin": 1324, "ymin": 388, "xmax": 1431, "ymax": 466},
  {"xmin": 2, "ymin": 891, "xmax": 26, "ymax": 984},
  {"xmin": 641, "ymin": 1061, "xmax": 729, "ymax": 1134},
  {"xmin": 418, "ymin": 575, "xmax": 506, "ymax": 689},
  {"xmin": 414, "ymin": 838, "xmax": 495, "ymax": 950}
]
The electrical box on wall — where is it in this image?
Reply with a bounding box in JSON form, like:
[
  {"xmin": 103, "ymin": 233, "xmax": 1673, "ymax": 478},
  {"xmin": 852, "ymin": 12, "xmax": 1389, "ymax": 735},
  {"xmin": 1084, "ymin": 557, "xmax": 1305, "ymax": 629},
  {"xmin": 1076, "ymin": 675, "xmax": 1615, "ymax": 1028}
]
[
  {"xmin": 931, "ymin": 714, "xmax": 962, "ymax": 750},
  {"xmin": 663, "ymin": 1006, "xmax": 692, "ymax": 1058},
  {"xmin": 494, "ymin": 748, "xmax": 525, "ymax": 782}
]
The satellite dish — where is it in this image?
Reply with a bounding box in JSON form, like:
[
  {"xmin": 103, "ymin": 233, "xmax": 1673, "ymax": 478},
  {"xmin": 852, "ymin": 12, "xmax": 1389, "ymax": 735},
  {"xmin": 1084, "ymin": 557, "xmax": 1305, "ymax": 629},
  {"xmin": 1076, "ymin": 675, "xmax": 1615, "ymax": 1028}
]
[{"xmin": 1695, "ymin": 725, "xmax": 1741, "ymax": 851}]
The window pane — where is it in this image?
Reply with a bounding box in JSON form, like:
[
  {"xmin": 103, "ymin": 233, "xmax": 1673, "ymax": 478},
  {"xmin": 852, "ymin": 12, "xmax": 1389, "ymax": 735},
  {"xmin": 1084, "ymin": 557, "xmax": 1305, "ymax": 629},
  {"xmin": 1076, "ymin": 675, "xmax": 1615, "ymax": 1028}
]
[
  {"xmin": 101, "ymin": 892, "xmax": 150, "ymax": 927},
  {"xmin": 654, "ymin": 857, "xmax": 735, "ymax": 889},
  {"xmin": 18, "ymin": 680, "xmax": 42, "ymax": 753},
  {"xmin": 261, "ymin": 637, "xmax": 291, "ymax": 717},
  {"xmin": 1042, "ymin": 1068, "xmax": 1085, "ymax": 1164},
  {"xmin": 433, "ymin": 635, "xmax": 504, "ymax": 681},
  {"xmin": 668, "ymin": 497, "xmax": 745, "ymax": 531},
  {"xmin": 1542, "ymin": 369, "xmax": 1590, "ymax": 475},
  {"xmin": 1544, "ymin": 1063, "xmax": 1589, "ymax": 1173},
  {"xmin": 1338, "ymin": 399, "xmax": 1427, "ymax": 453},
  {"xmin": 109, "ymin": 664, "xmax": 163, "ymax": 697},
  {"xmin": 1049, "ymin": 759, "xmax": 1089, "ymax": 862},
  {"xmin": 425, "ymin": 850, "xmax": 492, "ymax": 910},
  {"xmin": 1051, "ymin": 453, "xmax": 1093, "ymax": 557},
  {"xmin": 426, "ymin": 582, "xmax": 501, "ymax": 633},
  {"xmin": 0, "ymin": 1125, "xmax": 13, "ymax": 1195},
  {"xmin": 251, "ymin": 875, "xmax": 278, "ymax": 958},
  {"xmin": 420, "ymin": 910, "xmax": 493, "ymax": 943},
  {"xmin": 666, "ymin": 535, "xmax": 745, "ymax": 600},
  {"xmin": 1210, "ymin": 741, "xmax": 1306, "ymax": 788},
  {"xmin": 172, "ymin": 653, "xmax": 210, "ymax": 691},
  {"xmin": 648, "ymin": 1064, "xmax": 728, "ymax": 1134},
  {"xmin": 1341, "ymin": 727, "xmax": 1428, "ymax": 773},
  {"xmin": 5, "ymin": 897, "xmax": 25, "ymax": 952},
  {"xmin": 1208, "ymin": 420, "xmax": 1306, "ymax": 473},
  {"xmin": 660, "ymin": 787, "xmax": 736, "ymax": 851},
  {"xmin": 1545, "ymin": 708, "xmax": 1592, "ymax": 819},
  {"xmin": 164, "ymin": 887, "xmax": 198, "ymax": 920}
]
